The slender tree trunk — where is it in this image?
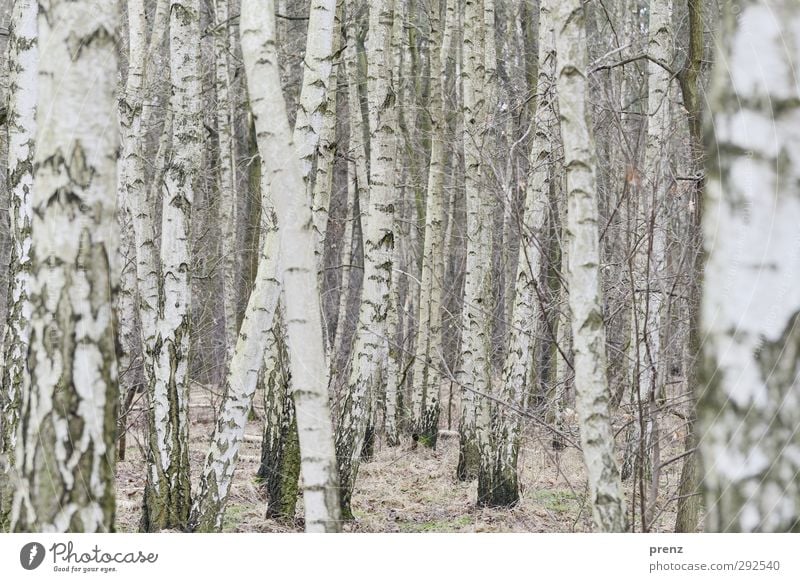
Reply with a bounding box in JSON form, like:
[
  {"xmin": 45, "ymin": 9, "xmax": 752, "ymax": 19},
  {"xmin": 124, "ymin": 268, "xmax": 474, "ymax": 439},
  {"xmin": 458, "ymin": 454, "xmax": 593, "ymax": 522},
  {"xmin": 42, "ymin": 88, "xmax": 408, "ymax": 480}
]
[
  {"xmin": 409, "ymin": 0, "xmax": 454, "ymax": 449},
  {"xmin": 141, "ymin": 0, "xmax": 202, "ymax": 532},
  {"xmin": 11, "ymin": 0, "xmax": 119, "ymax": 532},
  {"xmin": 0, "ymin": 0, "xmax": 37, "ymax": 531},
  {"xmin": 639, "ymin": 0, "xmax": 673, "ymax": 527},
  {"xmin": 124, "ymin": 0, "xmax": 169, "ymax": 371},
  {"xmin": 457, "ymin": 0, "xmax": 492, "ymax": 483},
  {"xmin": 330, "ymin": 5, "xmax": 369, "ymax": 389},
  {"xmin": 312, "ymin": 1, "xmax": 342, "ymax": 271},
  {"xmin": 240, "ymin": 0, "xmax": 342, "ymax": 532},
  {"xmin": 335, "ymin": 0, "xmax": 397, "ymax": 519},
  {"xmin": 254, "ymin": 0, "xmax": 338, "ymax": 523},
  {"xmin": 699, "ymin": 0, "xmax": 800, "ymax": 532},
  {"xmin": 214, "ymin": 0, "xmax": 240, "ymax": 367},
  {"xmin": 188, "ymin": 221, "xmax": 282, "ymax": 531},
  {"xmin": 552, "ymin": 0, "xmax": 627, "ymax": 532},
  {"xmin": 256, "ymin": 320, "xmax": 300, "ymax": 520},
  {"xmin": 484, "ymin": 2, "xmax": 557, "ymax": 507},
  {"xmin": 674, "ymin": 0, "xmax": 704, "ymax": 534}
]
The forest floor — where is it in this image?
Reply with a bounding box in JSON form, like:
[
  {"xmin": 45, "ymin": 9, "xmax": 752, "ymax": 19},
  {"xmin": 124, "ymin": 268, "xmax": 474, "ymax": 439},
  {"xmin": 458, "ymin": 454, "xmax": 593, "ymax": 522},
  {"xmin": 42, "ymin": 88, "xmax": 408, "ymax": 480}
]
[{"xmin": 116, "ymin": 383, "xmax": 688, "ymax": 533}]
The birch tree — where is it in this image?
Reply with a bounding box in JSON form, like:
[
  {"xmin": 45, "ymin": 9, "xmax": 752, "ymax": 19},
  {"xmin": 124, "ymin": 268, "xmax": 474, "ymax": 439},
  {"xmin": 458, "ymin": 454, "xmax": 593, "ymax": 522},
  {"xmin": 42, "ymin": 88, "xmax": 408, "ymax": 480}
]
[
  {"xmin": 336, "ymin": 0, "xmax": 397, "ymax": 519},
  {"xmin": 621, "ymin": 0, "xmax": 673, "ymax": 494},
  {"xmin": 674, "ymin": 0, "xmax": 705, "ymax": 533},
  {"xmin": 486, "ymin": 1, "xmax": 557, "ymax": 507},
  {"xmin": 699, "ymin": 0, "xmax": 800, "ymax": 533},
  {"xmin": 214, "ymin": 0, "xmax": 240, "ymax": 366},
  {"xmin": 552, "ymin": 0, "xmax": 627, "ymax": 532},
  {"xmin": 254, "ymin": 0, "xmax": 337, "ymax": 521},
  {"xmin": 410, "ymin": 0, "xmax": 454, "ymax": 449},
  {"xmin": 141, "ymin": 0, "xmax": 202, "ymax": 532},
  {"xmin": 239, "ymin": 0, "xmax": 341, "ymax": 532},
  {"xmin": 0, "ymin": 0, "xmax": 36, "ymax": 530},
  {"xmin": 457, "ymin": 0, "xmax": 492, "ymax": 482},
  {"xmin": 11, "ymin": 0, "xmax": 119, "ymax": 532}
]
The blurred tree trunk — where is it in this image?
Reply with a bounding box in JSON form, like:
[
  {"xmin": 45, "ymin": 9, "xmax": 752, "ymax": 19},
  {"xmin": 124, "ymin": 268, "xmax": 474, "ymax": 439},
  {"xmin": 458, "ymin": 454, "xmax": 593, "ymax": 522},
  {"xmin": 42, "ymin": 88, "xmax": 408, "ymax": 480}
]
[
  {"xmin": 699, "ymin": 0, "xmax": 800, "ymax": 533},
  {"xmin": 11, "ymin": 0, "xmax": 119, "ymax": 532},
  {"xmin": 552, "ymin": 0, "xmax": 627, "ymax": 532},
  {"xmin": 141, "ymin": 0, "xmax": 202, "ymax": 532},
  {"xmin": 0, "ymin": 0, "xmax": 36, "ymax": 531}
]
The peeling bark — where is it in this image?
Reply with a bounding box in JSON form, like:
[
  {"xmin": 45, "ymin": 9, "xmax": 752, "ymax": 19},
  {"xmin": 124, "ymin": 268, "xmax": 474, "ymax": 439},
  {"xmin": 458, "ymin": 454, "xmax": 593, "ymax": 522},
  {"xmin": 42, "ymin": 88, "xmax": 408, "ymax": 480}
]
[
  {"xmin": 11, "ymin": 0, "xmax": 120, "ymax": 533},
  {"xmin": 141, "ymin": 0, "xmax": 202, "ymax": 532},
  {"xmin": 0, "ymin": 0, "xmax": 37, "ymax": 531}
]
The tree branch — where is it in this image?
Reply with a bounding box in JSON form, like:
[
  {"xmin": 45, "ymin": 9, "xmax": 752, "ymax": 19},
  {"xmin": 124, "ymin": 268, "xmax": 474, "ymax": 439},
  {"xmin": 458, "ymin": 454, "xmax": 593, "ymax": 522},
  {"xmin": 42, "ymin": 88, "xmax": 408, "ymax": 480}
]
[{"xmin": 592, "ymin": 53, "xmax": 676, "ymax": 77}]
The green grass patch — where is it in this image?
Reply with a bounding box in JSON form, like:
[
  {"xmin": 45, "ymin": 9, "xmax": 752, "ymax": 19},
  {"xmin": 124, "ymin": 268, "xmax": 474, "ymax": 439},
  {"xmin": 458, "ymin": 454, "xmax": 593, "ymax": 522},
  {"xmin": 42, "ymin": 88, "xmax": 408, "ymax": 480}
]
[{"xmin": 531, "ymin": 489, "xmax": 580, "ymax": 513}]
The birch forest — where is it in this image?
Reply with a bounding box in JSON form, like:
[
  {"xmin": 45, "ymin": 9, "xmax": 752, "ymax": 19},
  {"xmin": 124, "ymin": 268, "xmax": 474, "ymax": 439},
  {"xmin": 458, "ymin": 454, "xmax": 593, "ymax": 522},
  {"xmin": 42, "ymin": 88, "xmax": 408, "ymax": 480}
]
[{"xmin": 0, "ymin": 0, "xmax": 798, "ymax": 534}]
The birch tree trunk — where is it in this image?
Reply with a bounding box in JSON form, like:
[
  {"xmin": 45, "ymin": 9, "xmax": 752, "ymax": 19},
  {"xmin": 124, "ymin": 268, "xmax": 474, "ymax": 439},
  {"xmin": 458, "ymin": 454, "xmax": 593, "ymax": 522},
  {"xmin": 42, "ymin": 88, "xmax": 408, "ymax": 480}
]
[
  {"xmin": 330, "ymin": 3, "xmax": 369, "ymax": 383},
  {"xmin": 457, "ymin": 0, "xmax": 492, "ymax": 483},
  {"xmin": 674, "ymin": 0, "xmax": 704, "ymax": 533},
  {"xmin": 122, "ymin": 0, "xmax": 169, "ymax": 384},
  {"xmin": 409, "ymin": 0, "xmax": 454, "ymax": 449},
  {"xmin": 141, "ymin": 0, "xmax": 202, "ymax": 532},
  {"xmin": 0, "ymin": 0, "xmax": 37, "ymax": 531},
  {"xmin": 188, "ymin": 215, "xmax": 282, "ymax": 531},
  {"xmin": 621, "ymin": 0, "xmax": 673, "ymax": 500},
  {"xmin": 485, "ymin": 2, "xmax": 557, "ymax": 507},
  {"xmin": 311, "ymin": 1, "xmax": 341, "ymax": 270},
  {"xmin": 10, "ymin": 0, "xmax": 119, "ymax": 532},
  {"xmin": 256, "ymin": 318, "xmax": 300, "ymax": 520},
  {"xmin": 552, "ymin": 0, "xmax": 627, "ymax": 532},
  {"xmin": 240, "ymin": 0, "xmax": 341, "ymax": 532},
  {"xmin": 335, "ymin": 0, "xmax": 397, "ymax": 519},
  {"xmin": 254, "ymin": 0, "xmax": 338, "ymax": 522},
  {"xmin": 214, "ymin": 0, "xmax": 240, "ymax": 366},
  {"xmin": 699, "ymin": 0, "xmax": 800, "ymax": 532}
]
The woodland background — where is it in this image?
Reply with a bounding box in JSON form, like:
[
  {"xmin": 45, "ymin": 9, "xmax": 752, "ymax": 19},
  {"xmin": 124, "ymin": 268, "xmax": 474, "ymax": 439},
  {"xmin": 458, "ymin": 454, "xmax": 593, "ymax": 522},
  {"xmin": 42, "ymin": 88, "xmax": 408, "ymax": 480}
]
[{"xmin": 0, "ymin": 0, "xmax": 797, "ymax": 534}]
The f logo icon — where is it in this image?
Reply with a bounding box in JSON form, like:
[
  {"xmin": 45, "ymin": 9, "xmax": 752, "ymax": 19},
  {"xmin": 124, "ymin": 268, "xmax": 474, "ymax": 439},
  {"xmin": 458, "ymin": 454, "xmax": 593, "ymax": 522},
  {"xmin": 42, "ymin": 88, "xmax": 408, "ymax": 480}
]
[{"xmin": 20, "ymin": 542, "xmax": 45, "ymax": 570}]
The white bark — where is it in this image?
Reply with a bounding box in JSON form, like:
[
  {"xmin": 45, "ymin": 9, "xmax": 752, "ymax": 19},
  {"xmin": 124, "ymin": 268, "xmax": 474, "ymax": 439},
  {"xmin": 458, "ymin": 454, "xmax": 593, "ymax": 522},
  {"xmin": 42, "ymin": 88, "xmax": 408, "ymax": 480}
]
[
  {"xmin": 409, "ymin": 0, "xmax": 454, "ymax": 449},
  {"xmin": 311, "ymin": 2, "xmax": 341, "ymax": 268},
  {"xmin": 214, "ymin": 0, "xmax": 240, "ymax": 366},
  {"xmin": 336, "ymin": 0, "xmax": 397, "ymax": 518},
  {"xmin": 552, "ymin": 0, "xmax": 627, "ymax": 532},
  {"xmin": 294, "ymin": 0, "xmax": 337, "ymax": 192},
  {"xmin": 11, "ymin": 0, "xmax": 119, "ymax": 533},
  {"xmin": 457, "ymin": 0, "xmax": 492, "ymax": 482},
  {"xmin": 142, "ymin": 0, "xmax": 202, "ymax": 531},
  {"xmin": 240, "ymin": 0, "xmax": 341, "ymax": 532},
  {"xmin": 122, "ymin": 0, "xmax": 169, "ymax": 369},
  {"xmin": 489, "ymin": 2, "xmax": 557, "ymax": 507},
  {"xmin": 700, "ymin": 0, "xmax": 800, "ymax": 532},
  {"xmin": 0, "ymin": 0, "xmax": 37, "ymax": 530},
  {"xmin": 188, "ymin": 227, "xmax": 282, "ymax": 531}
]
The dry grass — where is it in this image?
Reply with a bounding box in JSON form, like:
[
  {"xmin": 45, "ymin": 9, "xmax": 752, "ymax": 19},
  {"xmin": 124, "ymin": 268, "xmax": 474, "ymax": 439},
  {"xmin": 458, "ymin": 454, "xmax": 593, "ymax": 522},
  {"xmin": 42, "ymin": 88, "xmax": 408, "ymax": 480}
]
[{"xmin": 115, "ymin": 384, "xmax": 687, "ymax": 533}]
